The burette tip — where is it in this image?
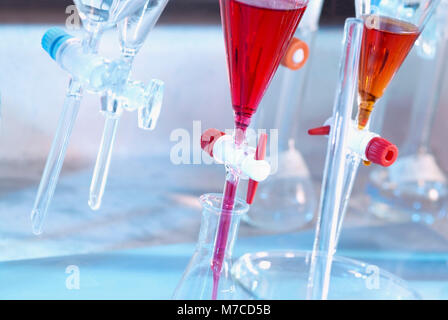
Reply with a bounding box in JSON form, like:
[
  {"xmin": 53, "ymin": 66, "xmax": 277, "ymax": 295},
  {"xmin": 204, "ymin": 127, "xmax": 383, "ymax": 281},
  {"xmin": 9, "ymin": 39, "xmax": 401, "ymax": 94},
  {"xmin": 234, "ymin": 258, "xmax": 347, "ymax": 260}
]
[
  {"xmin": 30, "ymin": 209, "xmax": 44, "ymax": 235},
  {"xmin": 88, "ymin": 194, "xmax": 101, "ymax": 211}
]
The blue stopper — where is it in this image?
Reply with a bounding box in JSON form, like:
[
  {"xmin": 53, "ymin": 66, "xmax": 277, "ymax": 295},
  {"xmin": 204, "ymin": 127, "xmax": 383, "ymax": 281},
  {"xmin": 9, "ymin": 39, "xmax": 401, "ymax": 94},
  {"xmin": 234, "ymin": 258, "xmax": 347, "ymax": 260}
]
[{"xmin": 42, "ymin": 27, "xmax": 74, "ymax": 60}]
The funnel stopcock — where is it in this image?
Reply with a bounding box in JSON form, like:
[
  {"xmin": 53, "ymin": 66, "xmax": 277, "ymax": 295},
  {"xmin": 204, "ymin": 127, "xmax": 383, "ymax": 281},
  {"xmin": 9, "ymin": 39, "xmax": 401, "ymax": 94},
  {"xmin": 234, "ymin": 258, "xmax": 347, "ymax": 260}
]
[
  {"xmin": 42, "ymin": 27, "xmax": 74, "ymax": 60},
  {"xmin": 246, "ymin": 133, "xmax": 268, "ymax": 205},
  {"xmin": 366, "ymin": 137, "xmax": 398, "ymax": 167},
  {"xmin": 201, "ymin": 129, "xmax": 226, "ymax": 157}
]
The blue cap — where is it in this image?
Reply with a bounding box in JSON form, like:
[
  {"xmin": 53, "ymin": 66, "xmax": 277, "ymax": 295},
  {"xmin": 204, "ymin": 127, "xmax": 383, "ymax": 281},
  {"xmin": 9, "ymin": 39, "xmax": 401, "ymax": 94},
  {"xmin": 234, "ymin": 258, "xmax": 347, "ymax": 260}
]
[{"xmin": 42, "ymin": 27, "xmax": 74, "ymax": 60}]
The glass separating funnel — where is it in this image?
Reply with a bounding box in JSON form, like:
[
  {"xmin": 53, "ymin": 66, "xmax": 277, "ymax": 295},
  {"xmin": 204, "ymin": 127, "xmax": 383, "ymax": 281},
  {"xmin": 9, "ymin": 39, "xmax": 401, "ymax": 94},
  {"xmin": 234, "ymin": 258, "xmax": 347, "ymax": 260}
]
[
  {"xmin": 355, "ymin": 0, "xmax": 440, "ymax": 130},
  {"xmin": 89, "ymin": 0, "xmax": 168, "ymax": 210},
  {"xmin": 175, "ymin": 0, "xmax": 309, "ymax": 300},
  {"xmin": 366, "ymin": 0, "xmax": 448, "ymax": 224},
  {"xmin": 307, "ymin": 0, "xmax": 439, "ymax": 299},
  {"xmin": 31, "ymin": 0, "xmax": 155, "ymax": 235},
  {"xmin": 244, "ymin": 0, "xmax": 324, "ymax": 232},
  {"xmin": 213, "ymin": 0, "xmax": 308, "ymax": 300}
]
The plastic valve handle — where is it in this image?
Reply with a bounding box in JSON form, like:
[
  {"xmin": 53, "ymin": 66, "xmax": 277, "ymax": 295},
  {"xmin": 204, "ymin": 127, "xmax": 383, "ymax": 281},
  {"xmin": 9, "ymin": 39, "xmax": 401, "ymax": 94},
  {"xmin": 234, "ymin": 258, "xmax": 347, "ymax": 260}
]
[
  {"xmin": 200, "ymin": 129, "xmax": 269, "ymax": 184},
  {"xmin": 308, "ymin": 125, "xmax": 398, "ymax": 167},
  {"xmin": 246, "ymin": 133, "xmax": 268, "ymax": 205},
  {"xmin": 281, "ymin": 37, "xmax": 310, "ymax": 70},
  {"xmin": 138, "ymin": 79, "xmax": 164, "ymax": 130}
]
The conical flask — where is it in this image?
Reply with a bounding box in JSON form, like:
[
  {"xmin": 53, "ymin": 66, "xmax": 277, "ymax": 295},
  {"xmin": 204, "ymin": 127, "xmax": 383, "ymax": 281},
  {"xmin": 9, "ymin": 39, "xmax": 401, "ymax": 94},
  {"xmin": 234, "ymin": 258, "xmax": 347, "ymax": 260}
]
[{"xmin": 173, "ymin": 194, "xmax": 249, "ymax": 300}]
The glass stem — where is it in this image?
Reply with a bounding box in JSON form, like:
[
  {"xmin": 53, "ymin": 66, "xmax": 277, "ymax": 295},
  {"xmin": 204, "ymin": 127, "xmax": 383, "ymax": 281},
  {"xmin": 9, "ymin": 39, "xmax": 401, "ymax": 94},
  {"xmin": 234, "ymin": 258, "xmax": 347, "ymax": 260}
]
[
  {"xmin": 307, "ymin": 19, "xmax": 363, "ymax": 300},
  {"xmin": 31, "ymin": 29, "xmax": 102, "ymax": 234},
  {"xmin": 88, "ymin": 49, "xmax": 136, "ymax": 210},
  {"xmin": 211, "ymin": 126, "xmax": 246, "ymax": 299}
]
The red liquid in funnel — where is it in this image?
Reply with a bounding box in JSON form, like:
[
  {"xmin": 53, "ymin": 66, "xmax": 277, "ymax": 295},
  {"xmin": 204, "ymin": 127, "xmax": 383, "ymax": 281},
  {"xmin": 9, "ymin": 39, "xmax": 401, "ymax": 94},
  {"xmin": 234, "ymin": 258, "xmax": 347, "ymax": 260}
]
[{"xmin": 220, "ymin": 0, "xmax": 307, "ymax": 131}]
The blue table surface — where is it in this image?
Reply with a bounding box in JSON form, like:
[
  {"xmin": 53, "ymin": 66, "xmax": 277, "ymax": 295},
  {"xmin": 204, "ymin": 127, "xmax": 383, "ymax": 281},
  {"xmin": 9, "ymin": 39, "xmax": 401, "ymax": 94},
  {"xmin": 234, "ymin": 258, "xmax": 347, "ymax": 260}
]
[{"xmin": 1, "ymin": 225, "xmax": 448, "ymax": 300}]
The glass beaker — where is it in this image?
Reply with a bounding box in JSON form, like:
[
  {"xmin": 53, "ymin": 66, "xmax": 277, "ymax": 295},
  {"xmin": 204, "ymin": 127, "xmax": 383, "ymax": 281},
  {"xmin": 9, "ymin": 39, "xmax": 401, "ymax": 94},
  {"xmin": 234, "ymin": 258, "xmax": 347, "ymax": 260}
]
[{"xmin": 173, "ymin": 193, "xmax": 250, "ymax": 300}]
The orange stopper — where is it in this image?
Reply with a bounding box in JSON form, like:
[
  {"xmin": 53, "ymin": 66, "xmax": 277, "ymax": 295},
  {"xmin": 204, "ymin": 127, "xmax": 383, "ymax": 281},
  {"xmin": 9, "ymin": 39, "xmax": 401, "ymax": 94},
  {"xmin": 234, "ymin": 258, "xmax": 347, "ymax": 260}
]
[{"xmin": 281, "ymin": 37, "xmax": 309, "ymax": 70}]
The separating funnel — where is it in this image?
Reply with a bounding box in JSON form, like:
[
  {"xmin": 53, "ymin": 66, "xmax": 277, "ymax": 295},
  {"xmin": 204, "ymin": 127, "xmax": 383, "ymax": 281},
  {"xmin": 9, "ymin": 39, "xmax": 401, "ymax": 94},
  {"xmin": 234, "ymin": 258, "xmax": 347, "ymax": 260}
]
[
  {"xmin": 31, "ymin": 0, "xmax": 163, "ymax": 235},
  {"xmin": 306, "ymin": 0, "xmax": 439, "ymax": 299},
  {"xmin": 366, "ymin": 0, "xmax": 448, "ymax": 224},
  {"xmin": 355, "ymin": 0, "xmax": 439, "ymax": 129},
  {"xmin": 174, "ymin": 0, "xmax": 309, "ymax": 300},
  {"xmin": 212, "ymin": 0, "xmax": 308, "ymax": 300},
  {"xmin": 89, "ymin": 0, "xmax": 168, "ymax": 210}
]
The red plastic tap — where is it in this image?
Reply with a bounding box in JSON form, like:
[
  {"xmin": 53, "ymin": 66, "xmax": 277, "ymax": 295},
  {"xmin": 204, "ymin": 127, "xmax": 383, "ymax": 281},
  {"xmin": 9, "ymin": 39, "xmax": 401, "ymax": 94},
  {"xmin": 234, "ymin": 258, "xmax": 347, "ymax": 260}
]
[
  {"xmin": 246, "ymin": 134, "xmax": 268, "ymax": 205},
  {"xmin": 307, "ymin": 125, "xmax": 398, "ymax": 167},
  {"xmin": 201, "ymin": 128, "xmax": 226, "ymax": 157}
]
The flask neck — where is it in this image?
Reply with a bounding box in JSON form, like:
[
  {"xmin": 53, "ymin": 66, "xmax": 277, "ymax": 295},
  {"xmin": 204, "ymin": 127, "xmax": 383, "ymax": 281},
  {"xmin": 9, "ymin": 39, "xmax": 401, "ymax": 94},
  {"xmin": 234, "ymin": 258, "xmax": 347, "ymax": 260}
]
[
  {"xmin": 197, "ymin": 206, "xmax": 242, "ymax": 261},
  {"xmin": 173, "ymin": 194, "xmax": 248, "ymax": 300}
]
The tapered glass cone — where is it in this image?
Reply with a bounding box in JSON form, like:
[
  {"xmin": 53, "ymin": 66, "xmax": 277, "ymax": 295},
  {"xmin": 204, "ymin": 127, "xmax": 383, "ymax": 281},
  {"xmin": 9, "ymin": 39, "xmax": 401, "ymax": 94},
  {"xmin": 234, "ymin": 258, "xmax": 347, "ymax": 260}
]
[
  {"xmin": 74, "ymin": 0, "xmax": 149, "ymax": 30},
  {"xmin": 355, "ymin": 0, "xmax": 440, "ymax": 129},
  {"xmin": 118, "ymin": 0, "xmax": 169, "ymax": 53},
  {"xmin": 219, "ymin": 0, "xmax": 308, "ymax": 131}
]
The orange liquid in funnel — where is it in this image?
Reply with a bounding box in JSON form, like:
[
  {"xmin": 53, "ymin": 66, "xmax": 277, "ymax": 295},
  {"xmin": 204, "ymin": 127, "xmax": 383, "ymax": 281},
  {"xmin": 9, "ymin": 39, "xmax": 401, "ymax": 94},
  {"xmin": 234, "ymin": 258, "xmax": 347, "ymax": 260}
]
[
  {"xmin": 358, "ymin": 15, "xmax": 419, "ymax": 129},
  {"xmin": 220, "ymin": 0, "xmax": 307, "ymax": 131}
]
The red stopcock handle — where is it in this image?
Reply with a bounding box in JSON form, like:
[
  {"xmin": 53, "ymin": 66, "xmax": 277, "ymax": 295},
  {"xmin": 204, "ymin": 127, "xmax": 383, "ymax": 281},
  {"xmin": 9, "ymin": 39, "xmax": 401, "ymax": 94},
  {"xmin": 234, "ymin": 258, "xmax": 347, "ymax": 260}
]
[
  {"xmin": 246, "ymin": 134, "xmax": 268, "ymax": 205},
  {"xmin": 201, "ymin": 128, "xmax": 226, "ymax": 157},
  {"xmin": 200, "ymin": 129, "xmax": 268, "ymax": 205},
  {"xmin": 308, "ymin": 125, "xmax": 398, "ymax": 167}
]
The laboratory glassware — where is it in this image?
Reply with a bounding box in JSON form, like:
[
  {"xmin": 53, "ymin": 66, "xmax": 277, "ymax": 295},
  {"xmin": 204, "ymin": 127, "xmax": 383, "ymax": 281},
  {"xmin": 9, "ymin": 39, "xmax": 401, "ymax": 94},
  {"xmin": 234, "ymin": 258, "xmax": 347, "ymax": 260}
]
[
  {"xmin": 244, "ymin": 0, "xmax": 324, "ymax": 232},
  {"xmin": 231, "ymin": 11, "xmax": 432, "ymax": 300},
  {"xmin": 232, "ymin": 251, "xmax": 421, "ymax": 299},
  {"xmin": 89, "ymin": 0, "xmax": 169, "ymax": 210},
  {"xmin": 366, "ymin": 0, "xmax": 448, "ymax": 225},
  {"xmin": 175, "ymin": 0, "xmax": 309, "ymax": 300},
  {"xmin": 31, "ymin": 0, "xmax": 167, "ymax": 235},
  {"xmin": 307, "ymin": 0, "xmax": 439, "ymax": 299},
  {"xmin": 173, "ymin": 194, "xmax": 250, "ymax": 300},
  {"xmin": 212, "ymin": 0, "xmax": 307, "ymax": 300},
  {"xmin": 355, "ymin": 0, "xmax": 439, "ymax": 130}
]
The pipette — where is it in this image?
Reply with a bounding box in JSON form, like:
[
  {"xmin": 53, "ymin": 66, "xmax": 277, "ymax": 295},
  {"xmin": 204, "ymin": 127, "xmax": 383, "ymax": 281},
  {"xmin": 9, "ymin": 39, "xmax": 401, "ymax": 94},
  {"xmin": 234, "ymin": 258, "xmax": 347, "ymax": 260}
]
[
  {"xmin": 89, "ymin": 0, "xmax": 168, "ymax": 210},
  {"xmin": 31, "ymin": 0, "xmax": 166, "ymax": 235},
  {"xmin": 203, "ymin": 0, "xmax": 309, "ymax": 300}
]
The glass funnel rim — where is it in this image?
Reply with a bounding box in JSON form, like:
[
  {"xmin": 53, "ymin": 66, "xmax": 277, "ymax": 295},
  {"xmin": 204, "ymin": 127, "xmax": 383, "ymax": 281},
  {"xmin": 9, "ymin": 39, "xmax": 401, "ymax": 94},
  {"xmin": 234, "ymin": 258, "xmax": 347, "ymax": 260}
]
[
  {"xmin": 231, "ymin": 0, "xmax": 309, "ymax": 10},
  {"xmin": 200, "ymin": 193, "xmax": 250, "ymax": 216},
  {"xmin": 355, "ymin": 0, "xmax": 440, "ymax": 31}
]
